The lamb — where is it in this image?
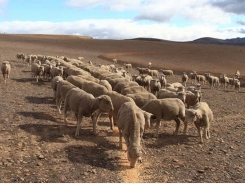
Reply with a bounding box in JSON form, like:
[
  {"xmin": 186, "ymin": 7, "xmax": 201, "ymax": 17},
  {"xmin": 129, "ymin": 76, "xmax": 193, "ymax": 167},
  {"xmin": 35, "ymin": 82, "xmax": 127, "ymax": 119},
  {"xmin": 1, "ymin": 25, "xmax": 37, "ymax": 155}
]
[
  {"xmin": 117, "ymin": 102, "xmax": 155, "ymax": 168},
  {"xmin": 31, "ymin": 62, "xmax": 44, "ymax": 82},
  {"xmin": 189, "ymin": 71, "xmax": 197, "ymax": 84},
  {"xmin": 160, "ymin": 69, "xmax": 173, "ymax": 77},
  {"xmin": 64, "ymin": 88, "xmax": 114, "ymax": 136},
  {"xmin": 182, "ymin": 72, "xmax": 188, "ymax": 87},
  {"xmin": 1, "ymin": 61, "xmax": 11, "ymax": 83},
  {"xmin": 157, "ymin": 89, "xmax": 186, "ymax": 102},
  {"xmin": 149, "ymin": 79, "xmax": 161, "ymax": 95},
  {"xmin": 185, "ymin": 102, "xmax": 213, "ymax": 143},
  {"xmin": 126, "ymin": 92, "xmax": 157, "ymax": 108},
  {"xmin": 51, "ymin": 76, "xmax": 63, "ymax": 101},
  {"xmin": 142, "ymin": 98, "xmax": 186, "ymax": 137},
  {"xmin": 121, "ymin": 86, "xmax": 148, "ymax": 95},
  {"xmin": 56, "ymin": 80, "xmax": 77, "ymax": 114}
]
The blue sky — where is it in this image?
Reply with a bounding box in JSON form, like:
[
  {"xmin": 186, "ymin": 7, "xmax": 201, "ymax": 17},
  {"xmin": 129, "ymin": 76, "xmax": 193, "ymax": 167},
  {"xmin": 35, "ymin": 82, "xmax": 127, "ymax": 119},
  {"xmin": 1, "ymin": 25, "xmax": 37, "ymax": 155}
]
[{"xmin": 0, "ymin": 0, "xmax": 244, "ymax": 41}]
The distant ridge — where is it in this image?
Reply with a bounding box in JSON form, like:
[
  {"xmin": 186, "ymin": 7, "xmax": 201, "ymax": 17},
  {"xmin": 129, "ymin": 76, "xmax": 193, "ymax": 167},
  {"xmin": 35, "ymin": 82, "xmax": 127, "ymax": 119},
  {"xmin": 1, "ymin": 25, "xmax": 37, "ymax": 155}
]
[
  {"xmin": 128, "ymin": 37, "xmax": 245, "ymax": 46},
  {"xmin": 191, "ymin": 37, "xmax": 245, "ymax": 46}
]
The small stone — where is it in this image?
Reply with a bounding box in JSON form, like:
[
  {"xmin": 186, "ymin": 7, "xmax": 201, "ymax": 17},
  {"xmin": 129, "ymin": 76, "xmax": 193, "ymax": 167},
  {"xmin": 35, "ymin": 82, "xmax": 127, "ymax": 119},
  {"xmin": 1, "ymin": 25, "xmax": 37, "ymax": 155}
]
[
  {"xmin": 24, "ymin": 169, "xmax": 29, "ymax": 173},
  {"xmin": 84, "ymin": 172, "xmax": 89, "ymax": 176},
  {"xmin": 37, "ymin": 162, "xmax": 43, "ymax": 166},
  {"xmin": 37, "ymin": 154, "xmax": 44, "ymax": 159},
  {"xmin": 92, "ymin": 169, "xmax": 97, "ymax": 174}
]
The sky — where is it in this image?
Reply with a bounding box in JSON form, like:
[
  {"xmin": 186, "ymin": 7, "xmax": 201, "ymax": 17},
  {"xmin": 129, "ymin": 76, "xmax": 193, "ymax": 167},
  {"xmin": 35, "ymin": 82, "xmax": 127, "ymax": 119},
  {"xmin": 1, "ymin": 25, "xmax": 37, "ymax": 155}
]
[{"xmin": 0, "ymin": 0, "xmax": 244, "ymax": 41}]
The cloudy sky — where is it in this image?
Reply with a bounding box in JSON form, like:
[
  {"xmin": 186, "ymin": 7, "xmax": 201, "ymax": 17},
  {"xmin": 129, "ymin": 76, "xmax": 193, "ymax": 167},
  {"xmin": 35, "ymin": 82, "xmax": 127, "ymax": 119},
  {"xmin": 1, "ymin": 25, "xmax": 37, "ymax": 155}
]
[{"xmin": 0, "ymin": 0, "xmax": 244, "ymax": 41}]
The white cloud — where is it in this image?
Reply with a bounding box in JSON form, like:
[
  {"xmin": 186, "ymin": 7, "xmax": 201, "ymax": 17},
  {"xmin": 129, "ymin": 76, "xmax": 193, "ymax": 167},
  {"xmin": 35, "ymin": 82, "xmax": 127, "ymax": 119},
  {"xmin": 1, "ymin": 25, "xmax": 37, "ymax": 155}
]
[{"xmin": 0, "ymin": 19, "xmax": 244, "ymax": 41}]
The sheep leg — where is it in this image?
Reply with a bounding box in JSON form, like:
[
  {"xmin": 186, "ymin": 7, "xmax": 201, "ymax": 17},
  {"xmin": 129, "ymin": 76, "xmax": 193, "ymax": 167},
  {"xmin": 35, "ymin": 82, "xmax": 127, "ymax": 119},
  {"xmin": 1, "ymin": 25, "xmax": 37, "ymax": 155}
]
[
  {"xmin": 75, "ymin": 114, "xmax": 83, "ymax": 137},
  {"xmin": 173, "ymin": 118, "xmax": 180, "ymax": 136},
  {"xmin": 57, "ymin": 98, "xmax": 62, "ymax": 114},
  {"xmin": 154, "ymin": 119, "xmax": 161, "ymax": 137},
  {"xmin": 119, "ymin": 129, "xmax": 123, "ymax": 149},
  {"xmin": 183, "ymin": 121, "xmax": 188, "ymax": 135},
  {"xmin": 92, "ymin": 109, "xmax": 102, "ymax": 135},
  {"xmin": 194, "ymin": 122, "xmax": 203, "ymax": 143}
]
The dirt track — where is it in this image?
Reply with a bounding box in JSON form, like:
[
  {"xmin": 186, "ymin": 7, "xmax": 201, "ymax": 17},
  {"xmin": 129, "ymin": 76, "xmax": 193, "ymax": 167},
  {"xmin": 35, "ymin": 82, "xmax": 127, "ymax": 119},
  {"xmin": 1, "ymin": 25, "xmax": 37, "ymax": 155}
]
[{"xmin": 0, "ymin": 34, "xmax": 245, "ymax": 182}]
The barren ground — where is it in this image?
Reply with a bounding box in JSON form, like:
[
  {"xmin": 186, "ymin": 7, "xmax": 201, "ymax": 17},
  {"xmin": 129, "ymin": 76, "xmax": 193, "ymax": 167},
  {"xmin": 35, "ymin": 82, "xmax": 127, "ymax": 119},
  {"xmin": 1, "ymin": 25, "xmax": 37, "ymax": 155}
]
[{"xmin": 0, "ymin": 34, "xmax": 245, "ymax": 183}]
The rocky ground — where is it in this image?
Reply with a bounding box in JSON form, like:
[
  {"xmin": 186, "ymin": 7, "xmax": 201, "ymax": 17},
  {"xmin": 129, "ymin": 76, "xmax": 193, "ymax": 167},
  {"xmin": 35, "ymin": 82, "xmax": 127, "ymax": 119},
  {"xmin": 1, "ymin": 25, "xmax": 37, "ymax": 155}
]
[{"xmin": 0, "ymin": 34, "xmax": 244, "ymax": 182}]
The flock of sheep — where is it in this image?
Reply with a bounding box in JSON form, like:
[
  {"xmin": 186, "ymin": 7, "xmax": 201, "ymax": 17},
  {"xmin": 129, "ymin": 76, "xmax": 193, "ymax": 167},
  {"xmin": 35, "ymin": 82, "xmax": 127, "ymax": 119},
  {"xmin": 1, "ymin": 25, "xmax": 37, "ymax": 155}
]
[{"xmin": 0, "ymin": 52, "xmax": 242, "ymax": 168}]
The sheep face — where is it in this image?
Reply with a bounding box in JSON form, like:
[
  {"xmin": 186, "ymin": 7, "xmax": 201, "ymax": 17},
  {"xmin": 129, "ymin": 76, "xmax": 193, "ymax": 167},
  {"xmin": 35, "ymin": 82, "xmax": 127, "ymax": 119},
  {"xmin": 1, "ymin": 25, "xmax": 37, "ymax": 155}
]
[
  {"xmin": 97, "ymin": 95, "xmax": 114, "ymax": 113},
  {"xmin": 143, "ymin": 111, "xmax": 156, "ymax": 129},
  {"xmin": 185, "ymin": 109, "xmax": 199, "ymax": 124},
  {"xmin": 128, "ymin": 146, "xmax": 142, "ymax": 168}
]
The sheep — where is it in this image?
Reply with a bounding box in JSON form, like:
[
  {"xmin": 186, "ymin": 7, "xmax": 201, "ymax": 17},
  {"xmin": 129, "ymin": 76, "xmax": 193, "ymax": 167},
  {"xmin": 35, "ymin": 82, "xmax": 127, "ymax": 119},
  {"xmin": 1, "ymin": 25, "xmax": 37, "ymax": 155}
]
[
  {"xmin": 189, "ymin": 71, "xmax": 197, "ymax": 84},
  {"xmin": 157, "ymin": 89, "xmax": 186, "ymax": 102},
  {"xmin": 233, "ymin": 78, "xmax": 240, "ymax": 92},
  {"xmin": 185, "ymin": 90, "xmax": 202, "ymax": 109},
  {"xmin": 235, "ymin": 70, "xmax": 240, "ymax": 79},
  {"xmin": 113, "ymin": 58, "xmax": 117, "ymax": 64},
  {"xmin": 195, "ymin": 74, "xmax": 206, "ymax": 85},
  {"xmin": 67, "ymin": 75, "xmax": 108, "ymax": 97},
  {"xmin": 121, "ymin": 86, "xmax": 148, "ymax": 95},
  {"xmin": 182, "ymin": 72, "xmax": 188, "ymax": 87},
  {"xmin": 132, "ymin": 75, "xmax": 142, "ymax": 86},
  {"xmin": 37, "ymin": 55, "xmax": 47, "ymax": 63},
  {"xmin": 149, "ymin": 79, "xmax": 161, "ymax": 95},
  {"xmin": 147, "ymin": 69, "xmax": 159, "ymax": 77},
  {"xmin": 219, "ymin": 74, "xmax": 229, "ymax": 89},
  {"xmin": 166, "ymin": 83, "xmax": 185, "ymax": 93},
  {"xmin": 205, "ymin": 73, "xmax": 219, "ymax": 89},
  {"xmin": 117, "ymin": 101, "xmax": 155, "ymax": 168},
  {"xmin": 56, "ymin": 80, "xmax": 77, "ymax": 114},
  {"xmin": 137, "ymin": 67, "xmax": 149, "ymax": 75},
  {"xmin": 160, "ymin": 69, "xmax": 173, "ymax": 77},
  {"xmin": 1, "ymin": 61, "xmax": 11, "ymax": 83},
  {"xmin": 16, "ymin": 53, "xmax": 26, "ymax": 62},
  {"xmin": 50, "ymin": 66, "xmax": 63, "ymax": 79},
  {"xmin": 185, "ymin": 102, "xmax": 213, "ymax": 143},
  {"xmin": 124, "ymin": 63, "xmax": 132, "ymax": 70},
  {"xmin": 92, "ymin": 91, "xmax": 135, "ymax": 134},
  {"xmin": 99, "ymin": 80, "xmax": 112, "ymax": 91},
  {"xmin": 140, "ymin": 75, "xmax": 153, "ymax": 91},
  {"xmin": 77, "ymin": 56, "xmax": 84, "ymax": 61},
  {"xmin": 122, "ymin": 71, "xmax": 132, "ymax": 81},
  {"xmin": 41, "ymin": 63, "xmax": 53, "ymax": 80},
  {"xmin": 64, "ymin": 88, "xmax": 114, "ymax": 137},
  {"xmin": 159, "ymin": 74, "xmax": 167, "ymax": 88},
  {"xmin": 113, "ymin": 81, "xmax": 139, "ymax": 93},
  {"xmin": 142, "ymin": 98, "xmax": 186, "ymax": 137},
  {"xmin": 51, "ymin": 76, "xmax": 63, "ymax": 101},
  {"xmin": 126, "ymin": 92, "xmax": 157, "ymax": 108},
  {"xmin": 31, "ymin": 62, "xmax": 44, "ymax": 82}
]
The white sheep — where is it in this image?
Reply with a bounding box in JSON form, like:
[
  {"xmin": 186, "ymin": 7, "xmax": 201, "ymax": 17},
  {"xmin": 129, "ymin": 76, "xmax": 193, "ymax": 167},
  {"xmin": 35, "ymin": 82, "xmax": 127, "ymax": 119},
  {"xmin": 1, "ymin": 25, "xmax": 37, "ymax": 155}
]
[
  {"xmin": 160, "ymin": 69, "xmax": 173, "ymax": 77},
  {"xmin": 185, "ymin": 102, "xmax": 213, "ymax": 143},
  {"xmin": 159, "ymin": 74, "xmax": 167, "ymax": 88},
  {"xmin": 64, "ymin": 88, "xmax": 114, "ymax": 137},
  {"xmin": 142, "ymin": 98, "xmax": 186, "ymax": 137},
  {"xmin": 113, "ymin": 81, "xmax": 139, "ymax": 93},
  {"xmin": 235, "ymin": 70, "xmax": 240, "ymax": 79},
  {"xmin": 205, "ymin": 73, "xmax": 219, "ymax": 89},
  {"xmin": 124, "ymin": 63, "xmax": 132, "ymax": 70},
  {"xmin": 1, "ymin": 61, "xmax": 11, "ymax": 83},
  {"xmin": 31, "ymin": 62, "xmax": 44, "ymax": 82},
  {"xmin": 121, "ymin": 86, "xmax": 148, "ymax": 95},
  {"xmin": 157, "ymin": 89, "xmax": 186, "ymax": 103},
  {"xmin": 149, "ymin": 79, "xmax": 161, "ymax": 95},
  {"xmin": 51, "ymin": 76, "xmax": 63, "ymax": 101},
  {"xmin": 99, "ymin": 80, "xmax": 112, "ymax": 91},
  {"xmin": 16, "ymin": 53, "xmax": 26, "ymax": 62},
  {"xmin": 137, "ymin": 67, "xmax": 149, "ymax": 75},
  {"xmin": 182, "ymin": 72, "xmax": 188, "ymax": 87},
  {"xmin": 233, "ymin": 78, "xmax": 240, "ymax": 92},
  {"xmin": 185, "ymin": 90, "xmax": 202, "ymax": 109},
  {"xmin": 126, "ymin": 92, "xmax": 157, "ymax": 108},
  {"xmin": 56, "ymin": 80, "xmax": 77, "ymax": 114},
  {"xmin": 117, "ymin": 101, "xmax": 155, "ymax": 168}
]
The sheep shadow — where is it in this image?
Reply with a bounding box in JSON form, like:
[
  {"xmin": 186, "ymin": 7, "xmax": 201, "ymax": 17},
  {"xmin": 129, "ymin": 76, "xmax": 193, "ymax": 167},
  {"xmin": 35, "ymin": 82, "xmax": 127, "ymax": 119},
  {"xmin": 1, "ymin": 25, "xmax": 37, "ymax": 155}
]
[
  {"xmin": 143, "ymin": 132, "xmax": 197, "ymax": 148},
  {"xmin": 25, "ymin": 96, "xmax": 54, "ymax": 105},
  {"xmin": 18, "ymin": 111, "xmax": 57, "ymax": 122},
  {"xmin": 12, "ymin": 78, "xmax": 34, "ymax": 83},
  {"xmin": 65, "ymin": 145, "xmax": 121, "ymax": 171}
]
